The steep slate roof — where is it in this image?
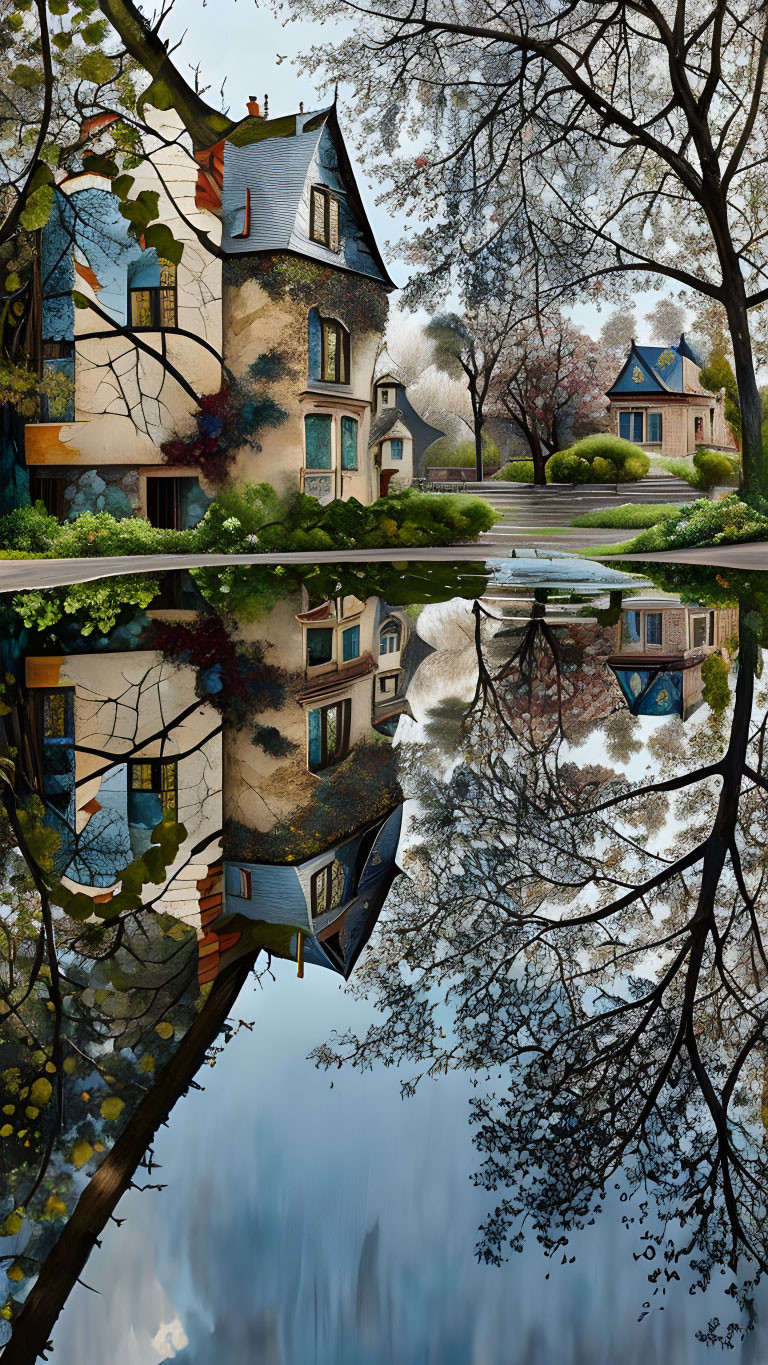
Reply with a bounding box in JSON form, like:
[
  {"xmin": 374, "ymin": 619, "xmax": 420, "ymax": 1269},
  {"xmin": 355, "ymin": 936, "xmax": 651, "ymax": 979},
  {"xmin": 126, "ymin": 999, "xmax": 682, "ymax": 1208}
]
[
  {"xmin": 369, "ymin": 407, "xmax": 402, "ymax": 445},
  {"xmin": 607, "ymin": 334, "xmax": 710, "ymax": 398},
  {"xmin": 220, "ymin": 104, "xmax": 394, "ymax": 287},
  {"xmin": 369, "ymin": 379, "xmax": 446, "ymax": 475}
]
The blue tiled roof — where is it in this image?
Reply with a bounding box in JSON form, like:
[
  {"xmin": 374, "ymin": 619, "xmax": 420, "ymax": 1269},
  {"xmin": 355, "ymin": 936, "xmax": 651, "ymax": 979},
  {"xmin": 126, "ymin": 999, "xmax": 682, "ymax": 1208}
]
[{"xmin": 608, "ymin": 342, "xmax": 685, "ymax": 396}]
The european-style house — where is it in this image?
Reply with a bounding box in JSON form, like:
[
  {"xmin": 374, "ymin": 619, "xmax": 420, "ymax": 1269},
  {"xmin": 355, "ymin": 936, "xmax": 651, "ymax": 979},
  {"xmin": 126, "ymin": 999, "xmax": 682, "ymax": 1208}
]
[
  {"xmin": 20, "ymin": 98, "xmax": 394, "ymax": 524},
  {"xmin": 606, "ymin": 335, "xmax": 736, "ymax": 457}
]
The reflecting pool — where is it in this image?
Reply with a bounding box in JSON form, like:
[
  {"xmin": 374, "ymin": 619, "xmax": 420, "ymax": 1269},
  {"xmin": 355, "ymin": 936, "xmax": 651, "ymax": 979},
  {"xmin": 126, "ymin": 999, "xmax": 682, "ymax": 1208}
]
[{"xmin": 1, "ymin": 556, "xmax": 768, "ymax": 1363}]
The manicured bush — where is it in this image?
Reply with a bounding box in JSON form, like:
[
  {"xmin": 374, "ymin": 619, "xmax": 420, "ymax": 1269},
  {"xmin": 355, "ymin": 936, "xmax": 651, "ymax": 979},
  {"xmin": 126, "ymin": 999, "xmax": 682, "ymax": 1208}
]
[
  {"xmin": 571, "ymin": 504, "xmax": 682, "ymax": 529},
  {"xmin": 567, "ymin": 434, "xmax": 650, "ymax": 481},
  {"xmin": 590, "ymin": 457, "xmax": 614, "ymax": 481},
  {"xmin": 692, "ymin": 448, "xmax": 739, "ymax": 489},
  {"xmin": 701, "ymin": 652, "xmax": 730, "ymax": 715},
  {"xmin": 0, "ymin": 503, "xmax": 61, "ymax": 554},
  {"xmin": 0, "ymin": 481, "xmax": 499, "ymax": 564},
  {"xmin": 545, "ymin": 451, "xmax": 592, "ymax": 483},
  {"xmin": 492, "ymin": 461, "xmax": 534, "ymax": 482},
  {"xmin": 657, "ymin": 457, "xmax": 700, "ymax": 487}
]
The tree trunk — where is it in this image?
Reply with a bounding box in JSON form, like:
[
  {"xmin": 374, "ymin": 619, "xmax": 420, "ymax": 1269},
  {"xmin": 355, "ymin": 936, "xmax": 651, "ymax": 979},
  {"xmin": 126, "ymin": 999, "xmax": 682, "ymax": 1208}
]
[
  {"xmin": 473, "ymin": 408, "xmax": 484, "ymax": 482},
  {"xmin": 2, "ymin": 954, "xmax": 257, "ymax": 1364},
  {"xmin": 530, "ymin": 431, "xmax": 548, "ymax": 486},
  {"xmin": 724, "ymin": 279, "xmax": 763, "ymax": 494}
]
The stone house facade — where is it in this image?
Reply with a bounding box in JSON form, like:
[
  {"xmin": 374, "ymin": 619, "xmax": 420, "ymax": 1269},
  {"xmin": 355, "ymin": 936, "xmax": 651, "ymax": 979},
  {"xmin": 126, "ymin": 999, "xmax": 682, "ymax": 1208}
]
[{"xmin": 606, "ymin": 335, "xmax": 736, "ymax": 458}]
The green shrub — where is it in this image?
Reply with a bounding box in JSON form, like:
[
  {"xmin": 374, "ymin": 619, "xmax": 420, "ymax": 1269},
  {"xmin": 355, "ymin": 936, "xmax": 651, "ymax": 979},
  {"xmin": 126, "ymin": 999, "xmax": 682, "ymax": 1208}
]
[
  {"xmin": 546, "ymin": 452, "xmax": 592, "ymax": 483},
  {"xmin": 590, "ymin": 457, "xmax": 614, "ymax": 482},
  {"xmin": 492, "ymin": 461, "xmax": 534, "ymax": 482},
  {"xmin": 700, "ymin": 652, "xmax": 730, "ymax": 715},
  {"xmin": 567, "ymin": 434, "xmax": 650, "ymax": 480},
  {"xmin": 0, "ymin": 503, "xmax": 61, "ymax": 554},
  {"xmin": 657, "ymin": 457, "xmax": 700, "ymax": 488},
  {"xmin": 601, "ymin": 492, "xmax": 768, "ymax": 554},
  {"xmin": 692, "ymin": 448, "xmax": 739, "ymax": 489},
  {"xmin": 571, "ymin": 504, "xmax": 682, "ymax": 529}
]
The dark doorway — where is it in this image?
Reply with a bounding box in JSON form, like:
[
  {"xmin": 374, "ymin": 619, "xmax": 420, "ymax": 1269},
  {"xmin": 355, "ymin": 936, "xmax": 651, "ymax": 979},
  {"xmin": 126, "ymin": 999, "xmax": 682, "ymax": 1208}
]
[{"xmin": 28, "ymin": 471, "xmax": 64, "ymax": 519}]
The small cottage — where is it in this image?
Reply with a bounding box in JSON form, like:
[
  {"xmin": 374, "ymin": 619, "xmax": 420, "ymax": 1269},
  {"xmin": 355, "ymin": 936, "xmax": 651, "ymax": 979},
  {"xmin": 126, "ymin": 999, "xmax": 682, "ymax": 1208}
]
[
  {"xmin": 368, "ymin": 374, "xmax": 445, "ymax": 490},
  {"xmin": 606, "ymin": 334, "xmax": 736, "ymax": 457}
]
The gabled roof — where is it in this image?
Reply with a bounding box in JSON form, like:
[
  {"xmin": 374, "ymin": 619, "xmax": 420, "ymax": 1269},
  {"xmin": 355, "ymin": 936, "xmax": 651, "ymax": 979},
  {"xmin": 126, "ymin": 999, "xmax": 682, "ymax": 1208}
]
[
  {"xmin": 607, "ymin": 334, "xmax": 710, "ymax": 398},
  {"xmin": 219, "ymin": 104, "xmax": 394, "ymax": 287},
  {"xmin": 369, "ymin": 407, "xmax": 402, "ymax": 446},
  {"xmin": 607, "ymin": 341, "xmax": 674, "ymax": 396}
]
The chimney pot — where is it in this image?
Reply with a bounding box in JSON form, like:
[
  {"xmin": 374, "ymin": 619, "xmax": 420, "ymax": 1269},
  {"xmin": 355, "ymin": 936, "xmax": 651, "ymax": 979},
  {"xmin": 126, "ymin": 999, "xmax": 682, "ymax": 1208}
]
[
  {"xmin": 264, "ymin": 93, "xmax": 269, "ymax": 118},
  {"xmin": 246, "ymin": 96, "xmax": 260, "ymax": 117}
]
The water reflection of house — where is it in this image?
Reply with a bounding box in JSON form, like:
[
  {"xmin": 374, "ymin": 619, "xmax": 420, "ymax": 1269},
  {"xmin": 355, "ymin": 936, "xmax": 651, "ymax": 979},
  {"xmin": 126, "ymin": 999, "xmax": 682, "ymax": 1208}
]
[
  {"xmin": 25, "ymin": 650, "xmax": 222, "ymax": 924},
  {"xmin": 218, "ymin": 806, "xmax": 402, "ymax": 979},
  {"xmin": 609, "ymin": 597, "xmax": 738, "ymax": 719}
]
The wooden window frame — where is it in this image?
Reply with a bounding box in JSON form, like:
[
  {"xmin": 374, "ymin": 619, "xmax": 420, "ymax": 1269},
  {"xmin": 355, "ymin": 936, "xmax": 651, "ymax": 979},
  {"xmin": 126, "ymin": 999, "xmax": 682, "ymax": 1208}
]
[
  {"xmin": 238, "ymin": 868, "xmax": 252, "ymax": 898},
  {"xmin": 308, "ymin": 699, "xmax": 351, "ymax": 773},
  {"xmin": 128, "ymin": 758, "xmax": 178, "ymax": 817},
  {"xmin": 310, "ymin": 186, "xmax": 340, "ymax": 251},
  {"xmin": 128, "ymin": 259, "xmax": 177, "ymax": 330},
  {"xmin": 320, "ymin": 317, "xmax": 350, "ymax": 384}
]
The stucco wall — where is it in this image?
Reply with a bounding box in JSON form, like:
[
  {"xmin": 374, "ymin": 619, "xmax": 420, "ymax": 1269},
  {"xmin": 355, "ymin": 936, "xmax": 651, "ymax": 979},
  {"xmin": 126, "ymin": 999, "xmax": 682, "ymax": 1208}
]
[
  {"xmin": 28, "ymin": 650, "xmax": 222, "ymax": 925},
  {"xmin": 29, "ymin": 109, "xmax": 222, "ymax": 470},
  {"xmin": 223, "ymin": 265, "xmax": 383, "ymax": 504}
]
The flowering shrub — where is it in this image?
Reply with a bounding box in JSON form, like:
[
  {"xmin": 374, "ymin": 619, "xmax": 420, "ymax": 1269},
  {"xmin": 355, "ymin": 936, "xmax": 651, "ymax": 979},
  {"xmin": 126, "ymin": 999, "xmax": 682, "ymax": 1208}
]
[
  {"xmin": 609, "ymin": 493, "xmax": 768, "ymax": 553},
  {"xmin": 161, "ymin": 355, "xmax": 289, "ymax": 487}
]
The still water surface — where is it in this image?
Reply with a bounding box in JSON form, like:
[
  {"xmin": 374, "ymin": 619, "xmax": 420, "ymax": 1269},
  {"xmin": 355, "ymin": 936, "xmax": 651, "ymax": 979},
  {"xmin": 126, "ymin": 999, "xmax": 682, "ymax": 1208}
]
[{"xmin": 0, "ymin": 556, "xmax": 766, "ymax": 1363}]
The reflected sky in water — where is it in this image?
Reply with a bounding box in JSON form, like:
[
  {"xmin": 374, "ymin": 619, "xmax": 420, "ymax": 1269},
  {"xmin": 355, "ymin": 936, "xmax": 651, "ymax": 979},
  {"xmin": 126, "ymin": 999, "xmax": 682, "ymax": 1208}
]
[{"xmin": 50, "ymin": 959, "xmax": 768, "ymax": 1365}]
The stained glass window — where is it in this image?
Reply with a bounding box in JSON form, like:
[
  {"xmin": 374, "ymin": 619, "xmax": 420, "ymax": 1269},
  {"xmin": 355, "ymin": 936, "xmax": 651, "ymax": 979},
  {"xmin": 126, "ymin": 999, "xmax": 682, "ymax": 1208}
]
[
  {"xmin": 341, "ymin": 416, "xmax": 358, "ymax": 469},
  {"xmin": 321, "ymin": 319, "xmax": 349, "ymax": 382},
  {"xmin": 129, "ymin": 259, "xmax": 176, "ymax": 329},
  {"xmin": 305, "ymin": 414, "xmax": 333, "ymax": 469}
]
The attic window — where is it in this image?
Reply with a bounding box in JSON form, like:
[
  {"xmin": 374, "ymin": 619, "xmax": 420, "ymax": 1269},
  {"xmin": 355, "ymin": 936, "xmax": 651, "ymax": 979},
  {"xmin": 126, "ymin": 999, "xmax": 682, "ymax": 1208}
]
[{"xmin": 310, "ymin": 186, "xmax": 340, "ymax": 250}]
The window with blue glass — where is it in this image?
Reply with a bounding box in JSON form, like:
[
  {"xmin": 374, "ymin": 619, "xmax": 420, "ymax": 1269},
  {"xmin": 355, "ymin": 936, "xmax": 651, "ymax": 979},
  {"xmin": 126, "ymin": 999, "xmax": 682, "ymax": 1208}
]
[
  {"xmin": 645, "ymin": 612, "xmax": 663, "ymax": 646},
  {"xmin": 389, "ymin": 438, "xmax": 403, "ymax": 461},
  {"xmin": 342, "ymin": 625, "xmax": 360, "ymax": 661},
  {"xmin": 341, "ymin": 416, "xmax": 358, "ymax": 470},
  {"xmin": 619, "ymin": 411, "xmax": 643, "ymax": 442},
  {"xmin": 647, "ymin": 412, "xmax": 662, "ymax": 443},
  {"xmin": 304, "ymin": 413, "xmax": 332, "ymax": 469},
  {"xmin": 307, "ymin": 627, "xmax": 334, "ymax": 666},
  {"xmin": 308, "ymin": 700, "xmax": 351, "ymax": 772}
]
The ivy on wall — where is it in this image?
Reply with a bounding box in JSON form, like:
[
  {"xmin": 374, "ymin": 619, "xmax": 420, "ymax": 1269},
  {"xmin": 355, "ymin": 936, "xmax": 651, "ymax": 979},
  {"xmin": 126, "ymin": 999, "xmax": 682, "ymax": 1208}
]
[
  {"xmin": 227, "ymin": 254, "xmax": 389, "ymax": 337},
  {"xmin": 161, "ymin": 351, "xmax": 290, "ymax": 486}
]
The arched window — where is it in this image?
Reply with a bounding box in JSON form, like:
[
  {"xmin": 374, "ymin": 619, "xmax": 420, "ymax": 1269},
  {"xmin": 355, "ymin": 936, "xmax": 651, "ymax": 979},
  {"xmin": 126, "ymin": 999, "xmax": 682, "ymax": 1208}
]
[
  {"xmin": 129, "ymin": 255, "xmax": 177, "ymax": 329},
  {"xmin": 379, "ymin": 620, "xmax": 402, "ymax": 656}
]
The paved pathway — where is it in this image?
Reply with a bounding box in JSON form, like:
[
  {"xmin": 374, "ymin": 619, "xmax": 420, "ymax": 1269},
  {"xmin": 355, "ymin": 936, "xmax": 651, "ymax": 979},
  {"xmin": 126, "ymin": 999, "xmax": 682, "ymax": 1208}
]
[{"xmin": 599, "ymin": 544, "xmax": 768, "ymax": 569}]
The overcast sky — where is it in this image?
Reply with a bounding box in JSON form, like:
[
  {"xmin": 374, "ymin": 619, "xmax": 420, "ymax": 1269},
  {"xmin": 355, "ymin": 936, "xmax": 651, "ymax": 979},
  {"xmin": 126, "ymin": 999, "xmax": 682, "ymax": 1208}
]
[{"xmin": 161, "ymin": 0, "xmax": 676, "ymax": 345}]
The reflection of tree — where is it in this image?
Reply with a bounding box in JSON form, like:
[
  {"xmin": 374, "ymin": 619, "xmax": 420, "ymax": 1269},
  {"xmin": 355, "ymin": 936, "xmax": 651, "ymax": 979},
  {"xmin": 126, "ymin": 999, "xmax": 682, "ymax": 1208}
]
[
  {"xmin": 0, "ymin": 678, "xmax": 257, "ymax": 1358},
  {"xmin": 312, "ymin": 593, "xmax": 768, "ymax": 1343}
]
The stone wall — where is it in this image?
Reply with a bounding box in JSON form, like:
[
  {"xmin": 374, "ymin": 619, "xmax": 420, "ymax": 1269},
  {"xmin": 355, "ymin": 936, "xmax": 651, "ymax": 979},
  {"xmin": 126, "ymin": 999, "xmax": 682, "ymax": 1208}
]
[{"xmin": 64, "ymin": 466, "xmax": 140, "ymax": 519}]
